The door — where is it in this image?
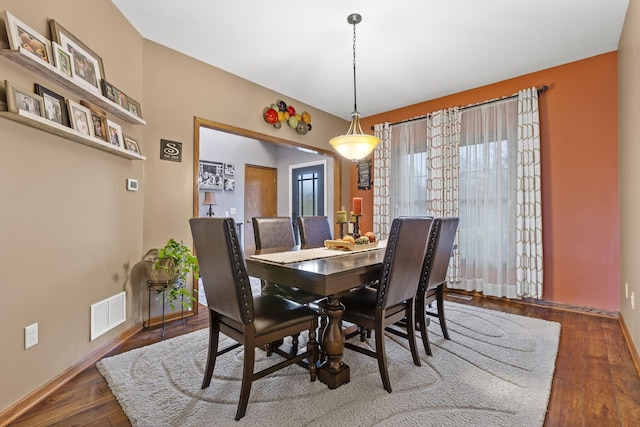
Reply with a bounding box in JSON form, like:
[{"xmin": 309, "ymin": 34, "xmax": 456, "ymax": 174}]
[
  {"xmin": 291, "ymin": 163, "xmax": 325, "ymax": 244},
  {"xmin": 244, "ymin": 164, "xmax": 277, "ymax": 254}
]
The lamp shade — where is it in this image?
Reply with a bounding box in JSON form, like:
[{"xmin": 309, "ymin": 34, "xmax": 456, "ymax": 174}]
[
  {"xmin": 330, "ymin": 113, "xmax": 380, "ymax": 161},
  {"xmin": 203, "ymin": 191, "xmax": 216, "ymax": 205}
]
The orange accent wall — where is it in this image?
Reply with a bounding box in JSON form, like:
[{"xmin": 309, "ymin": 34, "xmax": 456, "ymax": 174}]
[{"xmin": 355, "ymin": 52, "xmax": 619, "ymax": 311}]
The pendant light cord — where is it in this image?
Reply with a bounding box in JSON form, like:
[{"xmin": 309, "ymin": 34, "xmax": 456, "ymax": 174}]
[{"xmin": 352, "ymin": 18, "xmax": 358, "ymax": 116}]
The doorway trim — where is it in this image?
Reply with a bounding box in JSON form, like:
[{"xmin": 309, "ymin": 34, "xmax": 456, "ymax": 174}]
[{"xmin": 192, "ymin": 115, "xmax": 342, "ymax": 238}]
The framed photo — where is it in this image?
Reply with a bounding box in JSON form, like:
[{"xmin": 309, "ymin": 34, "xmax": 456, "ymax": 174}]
[
  {"xmin": 106, "ymin": 119, "xmax": 123, "ymax": 147},
  {"xmin": 67, "ymin": 99, "xmax": 94, "ymax": 137},
  {"xmin": 224, "ymin": 178, "xmax": 235, "ymax": 191},
  {"xmin": 49, "ymin": 20, "xmax": 104, "ymax": 93},
  {"xmin": 34, "ymin": 84, "xmax": 69, "ymax": 126},
  {"xmin": 80, "ymin": 100, "xmax": 108, "ymax": 141},
  {"xmin": 198, "ymin": 160, "xmax": 224, "ymax": 190},
  {"xmin": 101, "ymin": 79, "xmax": 121, "ymax": 104},
  {"xmin": 123, "ymin": 135, "xmax": 141, "ymax": 154},
  {"xmin": 224, "ymin": 163, "xmax": 235, "ymax": 176},
  {"xmin": 3, "ymin": 11, "xmax": 52, "ymax": 64},
  {"xmin": 126, "ymin": 96, "xmax": 142, "ymax": 118},
  {"xmin": 5, "ymin": 80, "xmax": 45, "ymax": 116},
  {"xmin": 51, "ymin": 42, "xmax": 73, "ymax": 78}
]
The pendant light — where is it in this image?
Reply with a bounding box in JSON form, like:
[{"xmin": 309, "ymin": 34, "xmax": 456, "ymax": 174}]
[{"xmin": 329, "ymin": 13, "xmax": 380, "ymax": 162}]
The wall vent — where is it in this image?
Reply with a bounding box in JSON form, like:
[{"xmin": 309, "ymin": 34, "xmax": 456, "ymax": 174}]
[{"xmin": 91, "ymin": 292, "xmax": 126, "ymax": 341}]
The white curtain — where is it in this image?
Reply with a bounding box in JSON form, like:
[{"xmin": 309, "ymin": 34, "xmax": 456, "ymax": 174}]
[
  {"xmin": 454, "ymin": 98, "xmax": 519, "ymax": 297},
  {"xmin": 425, "ymin": 109, "xmax": 461, "ymax": 282},
  {"xmin": 516, "ymin": 88, "xmax": 543, "ymax": 298},
  {"xmin": 373, "ymin": 123, "xmax": 391, "ymax": 240}
]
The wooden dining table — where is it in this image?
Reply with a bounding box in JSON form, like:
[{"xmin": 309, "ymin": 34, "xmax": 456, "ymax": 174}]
[{"xmin": 245, "ymin": 244, "xmax": 386, "ymax": 389}]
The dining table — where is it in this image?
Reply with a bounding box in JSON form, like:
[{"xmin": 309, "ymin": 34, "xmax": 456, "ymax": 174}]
[{"xmin": 245, "ymin": 242, "xmax": 386, "ymax": 389}]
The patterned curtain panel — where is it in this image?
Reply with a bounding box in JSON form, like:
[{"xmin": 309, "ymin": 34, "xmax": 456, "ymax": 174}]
[
  {"xmin": 516, "ymin": 88, "xmax": 543, "ymax": 299},
  {"xmin": 426, "ymin": 108, "xmax": 461, "ymax": 282},
  {"xmin": 373, "ymin": 123, "xmax": 391, "ymax": 240}
]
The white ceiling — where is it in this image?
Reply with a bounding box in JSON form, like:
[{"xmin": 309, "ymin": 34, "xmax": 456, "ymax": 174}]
[{"xmin": 110, "ymin": 0, "xmax": 629, "ymax": 119}]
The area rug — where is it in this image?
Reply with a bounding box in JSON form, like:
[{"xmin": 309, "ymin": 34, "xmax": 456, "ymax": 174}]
[{"xmin": 97, "ymin": 302, "xmax": 560, "ymax": 427}]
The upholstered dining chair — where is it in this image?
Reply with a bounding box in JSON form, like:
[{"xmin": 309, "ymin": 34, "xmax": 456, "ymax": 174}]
[
  {"xmin": 297, "ymin": 215, "xmax": 332, "ymax": 248},
  {"xmin": 340, "ymin": 216, "xmax": 434, "ymax": 392},
  {"xmin": 189, "ymin": 217, "xmax": 318, "ymax": 421},
  {"xmin": 252, "ymin": 216, "xmax": 322, "ymax": 305},
  {"xmin": 387, "ymin": 217, "xmax": 459, "ymax": 356}
]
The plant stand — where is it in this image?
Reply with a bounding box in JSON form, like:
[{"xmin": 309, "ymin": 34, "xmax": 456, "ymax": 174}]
[{"xmin": 143, "ymin": 280, "xmax": 186, "ymax": 338}]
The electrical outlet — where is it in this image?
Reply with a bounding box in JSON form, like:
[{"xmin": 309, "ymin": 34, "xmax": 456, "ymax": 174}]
[
  {"xmin": 631, "ymin": 292, "xmax": 635, "ymax": 310},
  {"xmin": 25, "ymin": 323, "xmax": 38, "ymax": 349},
  {"xmin": 625, "ymin": 282, "xmax": 629, "ymax": 299}
]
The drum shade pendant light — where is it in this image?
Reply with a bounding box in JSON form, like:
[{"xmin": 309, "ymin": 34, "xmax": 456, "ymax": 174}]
[{"xmin": 330, "ymin": 13, "xmax": 380, "ymax": 162}]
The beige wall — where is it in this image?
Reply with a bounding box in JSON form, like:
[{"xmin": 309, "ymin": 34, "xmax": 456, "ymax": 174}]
[
  {"xmin": 0, "ymin": 0, "xmax": 348, "ymax": 414},
  {"xmin": 619, "ymin": 0, "xmax": 640, "ymax": 356}
]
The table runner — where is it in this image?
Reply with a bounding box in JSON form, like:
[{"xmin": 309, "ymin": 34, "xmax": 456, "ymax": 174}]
[{"xmin": 250, "ymin": 240, "xmax": 386, "ymax": 264}]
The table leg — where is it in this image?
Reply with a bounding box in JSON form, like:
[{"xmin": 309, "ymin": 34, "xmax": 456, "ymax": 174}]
[{"xmin": 318, "ymin": 296, "xmax": 350, "ymax": 388}]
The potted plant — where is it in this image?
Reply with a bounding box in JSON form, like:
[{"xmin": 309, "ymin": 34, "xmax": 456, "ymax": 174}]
[{"xmin": 142, "ymin": 238, "xmax": 199, "ymax": 310}]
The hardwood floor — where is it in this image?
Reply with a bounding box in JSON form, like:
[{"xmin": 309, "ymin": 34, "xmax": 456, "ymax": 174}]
[{"xmin": 8, "ymin": 295, "xmax": 640, "ymax": 426}]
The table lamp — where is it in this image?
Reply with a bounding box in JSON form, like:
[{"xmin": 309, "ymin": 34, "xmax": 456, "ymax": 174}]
[{"xmin": 203, "ymin": 191, "xmax": 217, "ymax": 217}]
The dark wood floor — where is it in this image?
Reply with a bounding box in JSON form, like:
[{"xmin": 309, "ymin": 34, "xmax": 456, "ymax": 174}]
[{"xmin": 8, "ymin": 295, "xmax": 640, "ymax": 426}]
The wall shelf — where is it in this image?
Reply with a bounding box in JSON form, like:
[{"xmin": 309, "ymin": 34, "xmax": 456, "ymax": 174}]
[
  {"xmin": 0, "ymin": 48, "xmax": 146, "ymax": 125},
  {"xmin": 0, "ymin": 109, "xmax": 145, "ymax": 160}
]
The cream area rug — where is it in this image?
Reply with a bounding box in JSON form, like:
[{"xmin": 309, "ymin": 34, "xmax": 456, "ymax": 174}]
[{"xmin": 97, "ymin": 302, "xmax": 560, "ymax": 427}]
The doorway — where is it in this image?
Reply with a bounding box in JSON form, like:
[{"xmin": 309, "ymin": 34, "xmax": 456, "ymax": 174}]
[{"xmin": 291, "ymin": 162, "xmax": 326, "ymax": 243}]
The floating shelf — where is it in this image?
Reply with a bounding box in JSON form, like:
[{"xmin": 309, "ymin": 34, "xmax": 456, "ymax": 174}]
[
  {"xmin": 0, "ymin": 109, "xmax": 145, "ymax": 160},
  {"xmin": 0, "ymin": 48, "xmax": 146, "ymax": 125}
]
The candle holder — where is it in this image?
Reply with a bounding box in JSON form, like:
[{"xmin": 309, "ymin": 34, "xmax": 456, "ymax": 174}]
[
  {"xmin": 351, "ymin": 214, "xmax": 362, "ymax": 238},
  {"xmin": 337, "ymin": 221, "xmax": 349, "ymax": 239}
]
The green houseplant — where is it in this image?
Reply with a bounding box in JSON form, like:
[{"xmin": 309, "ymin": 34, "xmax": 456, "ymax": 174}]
[{"xmin": 142, "ymin": 238, "xmax": 199, "ymax": 310}]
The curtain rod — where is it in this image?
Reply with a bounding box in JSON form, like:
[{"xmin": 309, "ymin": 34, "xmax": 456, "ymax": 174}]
[{"xmin": 372, "ymin": 85, "xmax": 549, "ymax": 129}]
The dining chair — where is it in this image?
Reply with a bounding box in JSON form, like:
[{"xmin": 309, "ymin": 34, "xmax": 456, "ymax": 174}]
[
  {"xmin": 297, "ymin": 215, "xmax": 332, "ymax": 248},
  {"xmin": 189, "ymin": 217, "xmax": 318, "ymax": 421},
  {"xmin": 252, "ymin": 217, "xmax": 322, "ymax": 305},
  {"xmin": 387, "ymin": 217, "xmax": 459, "ymax": 356},
  {"xmin": 340, "ymin": 216, "xmax": 434, "ymax": 392}
]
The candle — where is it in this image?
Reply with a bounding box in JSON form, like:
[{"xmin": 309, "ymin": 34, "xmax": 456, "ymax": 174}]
[
  {"xmin": 353, "ymin": 197, "xmax": 363, "ymax": 215},
  {"xmin": 337, "ymin": 211, "xmax": 347, "ymax": 223}
]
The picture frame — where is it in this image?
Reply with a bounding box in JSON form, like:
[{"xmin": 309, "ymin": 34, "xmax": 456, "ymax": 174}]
[
  {"xmin": 49, "ymin": 20, "xmax": 105, "ymax": 93},
  {"xmin": 357, "ymin": 159, "xmax": 372, "ymax": 190},
  {"xmin": 198, "ymin": 160, "xmax": 224, "ymax": 190},
  {"xmin": 3, "ymin": 11, "xmax": 52, "ymax": 65},
  {"xmin": 224, "ymin": 178, "xmax": 235, "ymax": 191},
  {"xmin": 126, "ymin": 96, "xmax": 142, "ymax": 118},
  {"xmin": 123, "ymin": 135, "xmax": 141, "ymax": 154},
  {"xmin": 106, "ymin": 119, "xmax": 123, "ymax": 147},
  {"xmin": 80, "ymin": 100, "xmax": 108, "ymax": 141},
  {"xmin": 51, "ymin": 42, "xmax": 73, "ymax": 78},
  {"xmin": 101, "ymin": 79, "xmax": 121, "ymax": 104},
  {"xmin": 224, "ymin": 163, "xmax": 235, "ymax": 176},
  {"xmin": 67, "ymin": 99, "xmax": 94, "ymax": 137},
  {"xmin": 5, "ymin": 80, "xmax": 45, "ymax": 117},
  {"xmin": 34, "ymin": 83, "xmax": 69, "ymax": 126}
]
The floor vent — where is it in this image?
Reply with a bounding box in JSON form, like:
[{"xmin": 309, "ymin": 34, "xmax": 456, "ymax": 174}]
[
  {"xmin": 91, "ymin": 292, "xmax": 126, "ymax": 341},
  {"xmin": 448, "ymin": 293, "xmax": 473, "ymax": 301}
]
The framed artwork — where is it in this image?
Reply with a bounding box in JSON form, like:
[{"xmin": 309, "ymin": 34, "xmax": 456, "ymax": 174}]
[
  {"xmin": 357, "ymin": 159, "xmax": 372, "ymax": 190},
  {"xmin": 198, "ymin": 160, "xmax": 224, "ymax": 190},
  {"xmin": 224, "ymin": 163, "xmax": 235, "ymax": 176},
  {"xmin": 34, "ymin": 84, "xmax": 69, "ymax": 126},
  {"xmin": 3, "ymin": 11, "xmax": 52, "ymax": 65},
  {"xmin": 67, "ymin": 99, "xmax": 94, "ymax": 137},
  {"xmin": 123, "ymin": 135, "xmax": 141, "ymax": 154},
  {"xmin": 51, "ymin": 42, "xmax": 73, "ymax": 78},
  {"xmin": 49, "ymin": 20, "xmax": 104, "ymax": 93},
  {"xmin": 5, "ymin": 80, "xmax": 45, "ymax": 116},
  {"xmin": 80, "ymin": 100, "xmax": 108, "ymax": 141},
  {"xmin": 224, "ymin": 178, "xmax": 235, "ymax": 191},
  {"xmin": 106, "ymin": 119, "xmax": 123, "ymax": 147},
  {"xmin": 102, "ymin": 79, "xmax": 120, "ymax": 104},
  {"xmin": 160, "ymin": 139, "xmax": 182, "ymax": 162},
  {"xmin": 126, "ymin": 96, "xmax": 142, "ymax": 118}
]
